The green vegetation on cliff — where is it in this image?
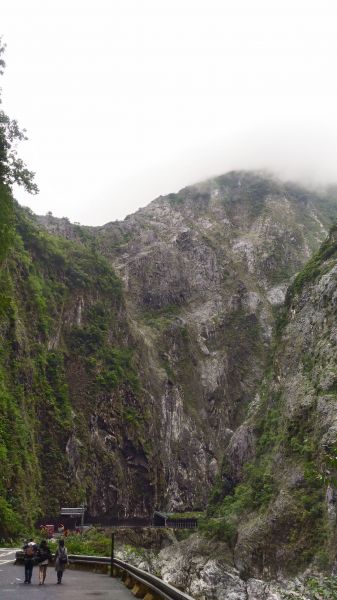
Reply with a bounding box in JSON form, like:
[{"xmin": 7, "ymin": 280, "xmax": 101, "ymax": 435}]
[
  {"xmin": 204, "ymin": 221, "xmax": 337, "ymax": 575},
  {"xmin": 0, "ymin": 39, "xmax": 40, "ymax": 537},
  {"xmin": 287, "ymin": 223, "xmax": 337, "ymax": 302},
  {"xmin": 0, "ymin": 46, "xmax": 153, "ymax": 532},
  {"xmin": 0, "ymin": 204, "xmax": 148, "ymax": 536}
]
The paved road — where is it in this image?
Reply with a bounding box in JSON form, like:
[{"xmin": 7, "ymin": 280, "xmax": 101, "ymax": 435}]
[{"xmin": 0, "ymin": 548, "xmax": 133, "ymax": 599}]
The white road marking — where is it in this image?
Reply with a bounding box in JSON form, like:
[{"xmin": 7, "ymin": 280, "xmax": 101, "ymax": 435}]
[{"xmin": 0, "ymin": 550, "xmax": 17, "ymax": 565}]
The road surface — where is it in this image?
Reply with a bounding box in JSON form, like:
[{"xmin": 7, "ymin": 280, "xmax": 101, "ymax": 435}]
[{"xmin": 0, "ymin": 548, "xmax": 133, "ymax": 599}]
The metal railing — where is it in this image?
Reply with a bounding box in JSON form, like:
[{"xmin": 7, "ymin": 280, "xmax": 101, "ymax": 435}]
[
  {"xmin": 36, "ymin": 516, "xmax": 198, "ymax": 529},
  {"xmin": 114, "ymin": 556, "xmax": 196, "ymax": 600},
  {"xmin": 15, "ymin": 551, "xmax": 196, "ymax": 600}
]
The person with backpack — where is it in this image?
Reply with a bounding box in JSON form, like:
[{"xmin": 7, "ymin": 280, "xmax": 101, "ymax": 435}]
[
  {"xmin": 54, "ymin": 539, "xmax": 68, "ymax": 584},
  {"xmin": 22, "ymin": 538, "xmax": 37, "ymax": 584},
  {"xmin": 36, "ymin": 538, "xmax": 52, "ymax": 585}
]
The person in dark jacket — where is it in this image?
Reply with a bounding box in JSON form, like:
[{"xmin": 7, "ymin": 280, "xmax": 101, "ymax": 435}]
[
  {"xmin": 22, "ymin": 538, "xmax": 37, "ymax": 584},
  {"xmin": 54, "ymin": 539, "xmax": 68, "ymax": 584},
  {"xmin": 36, "ymin": 539, "xmax": 52, "ymax": 585}
]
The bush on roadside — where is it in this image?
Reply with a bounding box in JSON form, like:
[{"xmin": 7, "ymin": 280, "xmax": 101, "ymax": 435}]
[{"xmin": 62, "ymin": 529, "xmax": 111, "ymax": 556}]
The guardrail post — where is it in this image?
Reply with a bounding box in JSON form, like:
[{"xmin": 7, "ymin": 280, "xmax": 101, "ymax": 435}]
[{"xmin": 110, "ymin": 532, "xmax": 114, "ymax": 577}]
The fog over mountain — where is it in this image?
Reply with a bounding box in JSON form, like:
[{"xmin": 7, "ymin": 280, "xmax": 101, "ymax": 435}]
[
  {"xmin": 13, "ymin": 125, "xmax": 337, "ymax": 227},
  {"xmin": 2, "ymin": 0, "xmax": 337, "ymax": 225}
]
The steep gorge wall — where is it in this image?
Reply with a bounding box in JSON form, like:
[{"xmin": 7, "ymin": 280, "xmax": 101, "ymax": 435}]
[
  {"xmin": 0, "ymin": 205, "xmax": 159, "ymax": 535},
  {"xmin": 2, "ymin": 171, "xmax": 337, "ymax": 537},
  {"xmin": 113, "ymin": 225, "xmax": 337, "ymax": 600},
  {"xmin": 92, "ymin": 172, "xmax": 336, "ymax": 510},
  {"xmin": 205, "ymin": 223, "xmax": 337, "ymax": 579}
]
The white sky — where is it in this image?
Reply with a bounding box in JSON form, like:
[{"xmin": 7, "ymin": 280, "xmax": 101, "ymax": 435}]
[{"xmin": 2, "ymin": 0, "xmax": 337, "ymax": 225}]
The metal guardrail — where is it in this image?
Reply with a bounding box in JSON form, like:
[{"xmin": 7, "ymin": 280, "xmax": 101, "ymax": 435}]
[
  {"xmin": 114, "ymin": 557, "xmax": 196, "ymax": 600},
  {"xmin": 15, "ymin": 552, "xmax": 195, "ymax": 600}
]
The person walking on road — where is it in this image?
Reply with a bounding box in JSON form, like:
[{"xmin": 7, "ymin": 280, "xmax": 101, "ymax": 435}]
[
  {"xmin": 36, "ymin": 538, "xmax": 52, "ymax": 585},
  {"xmin": 23, "ymin": 538, "xmax": 37, "ymax": 584},
  {"xmin": 55, "ymin": 538, "xmax": 68, "ymax": 584}
]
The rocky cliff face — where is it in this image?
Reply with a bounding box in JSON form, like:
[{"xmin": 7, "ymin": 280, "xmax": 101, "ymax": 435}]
[
  {"xmin": 0, "ymin": 205, "xmax": 157, "ymax": 534},
  {"xmin": 198, "ymin": 222, "xmax": 337, "ymax": 592},
  {"xmin": 90, "ymin": 172, "xmax": 336, "ymax": 511},
  {"xmin": 233, "ymin": 224, "xmax": 337, "ymax": 576},
  {"xmin": 2, "ymin": 171, "xmax": 337, "ymax": 538}
]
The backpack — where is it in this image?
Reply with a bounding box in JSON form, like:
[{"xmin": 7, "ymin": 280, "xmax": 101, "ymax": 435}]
[
  {"xmin": 59, "ymin": 548, "xmax": 67, "ymax": 564},
  {"xmin": 38, "ymin": 545, "xmax": 51, "ymax": 562},
  {"xmin": 25, "ymin": 545, "xmax": 34, "ymax": 558}
]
